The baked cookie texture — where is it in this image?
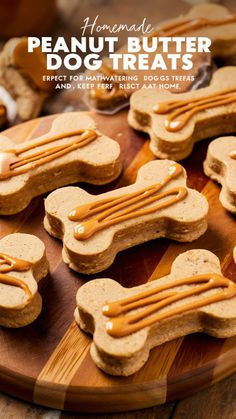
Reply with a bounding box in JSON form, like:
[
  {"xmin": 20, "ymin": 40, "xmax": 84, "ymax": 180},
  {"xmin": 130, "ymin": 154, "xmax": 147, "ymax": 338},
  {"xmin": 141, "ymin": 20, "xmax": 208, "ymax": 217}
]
[
  {"xmin": 0, "ymin": 37, "xmax": 55, "ymax": 120},
  {"xmin": 0, "ymin": 101, "xmax": 6, "ymax": 127},
  {"xmin": 86, "ymin": 2, "xmax": 236, "ymax": 113},
  {"xmin": 75, "ymin": 249, "xmax": 236, "ymax": 376},
  {"xmin": 86, "ymin": 50, "xmax": 210, "ymax": 113},
  {"xmin": 0, "ymin": 112, "xmax": 121, "ymax": 215},
  {"xmin": 44, "ymin": 160, "xmax": 208, "ymax": 274},
  {"xmin": 203, "ymin": 136, "xmax": 236, "ymax": 214},
  {"xmin": 0, "ymin": 233, "xmax": 49, "ymax": 328},
  {"xmin": 128, "ymin": 67, "xmax": 236, "ymax": 161}
]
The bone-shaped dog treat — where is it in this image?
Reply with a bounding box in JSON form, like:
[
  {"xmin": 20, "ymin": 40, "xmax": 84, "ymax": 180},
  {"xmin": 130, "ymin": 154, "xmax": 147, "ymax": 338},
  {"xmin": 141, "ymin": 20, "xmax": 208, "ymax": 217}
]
[
  {"xmin": 44, "ymin": 160, "xmax": 208, "ymax": 274},
  {"xmin": 75, "ymin": 249, "xmax": 236, "ymax": 376},
  {"xmin": 128, "ymin": 67, "xmax": 236, "ymax": 161},
  {"xmin": 87, "ymin": 50, "xmax": 210, "ymax": 114},
  {"xmin": 86, "ymin": 3, "xmax": 236, "ymax": 113},
  {"xmin": 0, "ymin": 112, "xmax": 121, "ymax": 215},
  {"xmin": 0, "ymin": 37, "xmax": 56, "ymax": 121},
  {"xmin": 203, "ymin": 136, "xmax": 236, "ymax": 213},
  {"xmin": 148, "ymin": 3, "xmax": 236, "ymax": 57},
  {"xmin": 0, "ymin": 233, "xmax": 49, "ymax": 328}
]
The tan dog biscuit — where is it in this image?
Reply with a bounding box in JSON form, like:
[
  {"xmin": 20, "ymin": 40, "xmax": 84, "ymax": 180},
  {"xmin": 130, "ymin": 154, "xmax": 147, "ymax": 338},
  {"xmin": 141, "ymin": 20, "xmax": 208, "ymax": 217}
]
[
  {"xmin": 86, "ymin": 3, "xmax": 236, "ymax": 113},
  {"xmin": 75, "ymin": 249, "xmax": 236, "ymax": 376},
  {"xmin": 0, "ymin": 112, "xmax": 121, "ymax": 215},
  {"xmin": 0, "ymin": 233, "xmax": 49, "ymax": 328},
  {"xmin": 44, "ymin": 160, "xmax": 208, "ymax": 274},
  {"xmin": 86, "ymin": 50, "xmax": 210, "ymax": 113},
  {"xmin": 128, "ymin": 67, "xmax": 236, "ymax": 161},
  {"xmin": 0, "ymin": 100, "xmax": 6, "ymax": 127},
  {"xmin": 203, "ymin": 136, "xmax": 236, "ymax": 213},
  {"xmin": 0, "ymin": 37, "xmax": 55, "ymax": 120}
]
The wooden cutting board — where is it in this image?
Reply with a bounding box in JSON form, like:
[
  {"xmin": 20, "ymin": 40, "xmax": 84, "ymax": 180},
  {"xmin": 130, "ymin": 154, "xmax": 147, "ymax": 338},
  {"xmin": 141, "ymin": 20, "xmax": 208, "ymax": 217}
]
[{"xmin": 0, "ymin": 111, "xmax": 236, "ymax": 413}]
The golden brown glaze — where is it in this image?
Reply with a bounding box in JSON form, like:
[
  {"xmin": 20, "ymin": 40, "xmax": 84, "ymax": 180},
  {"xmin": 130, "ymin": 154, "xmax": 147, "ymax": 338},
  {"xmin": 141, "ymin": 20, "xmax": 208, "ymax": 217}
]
[
  {"xmin": 69, "ymin": 163, "xmax": 187, "ymax": 240},
  {"xmin": 0, "ymin": 129, "xmax": 98, "ymax": 180},
  {"xmin": 153, "ymin": 88, "xmax": 236, "ymax": 132},
  {"xmin": 11, "ymin": 37, "xmax": 56, "ymax": 92},
  {"xmin": 102, "ymin": 273, "xmax": 236, "ymax": 337},
  {"xmin": 89, "ymin": 63, "xmax": 126, "ymax": 102},
  {"xmin": 0, "ymin": 104, "xmax": 6, "ymax": 117},
  {"xmin": 0, "ymin": 253, "xmax": 32, "ymax": 309},
  {"xmin": 230, "ymin": 150, "xmax": 236, "ymax": 159}
]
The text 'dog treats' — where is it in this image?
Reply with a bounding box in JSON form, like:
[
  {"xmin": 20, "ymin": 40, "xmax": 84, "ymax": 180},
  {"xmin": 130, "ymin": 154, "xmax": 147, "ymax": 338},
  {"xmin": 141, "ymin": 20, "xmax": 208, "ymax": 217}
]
[{"xmin": 0, "ymin": 37, "xmax": 56, "ymax": 121}]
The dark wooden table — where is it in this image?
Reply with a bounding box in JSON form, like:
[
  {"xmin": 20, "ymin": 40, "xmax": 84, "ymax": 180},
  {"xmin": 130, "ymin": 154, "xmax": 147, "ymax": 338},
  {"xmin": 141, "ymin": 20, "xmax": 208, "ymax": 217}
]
[
  {"xmin": 1, "ymin": 0, "xmax": 236, "ymax": 417},
  {"xmin": 1, "ymin": 371, "xmax": 236, "ymax": 418}
]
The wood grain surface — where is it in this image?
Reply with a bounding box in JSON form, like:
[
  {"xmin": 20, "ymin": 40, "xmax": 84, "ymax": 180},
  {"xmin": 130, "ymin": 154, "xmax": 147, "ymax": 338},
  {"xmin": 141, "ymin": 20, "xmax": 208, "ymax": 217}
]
[
  {"xmin": 1, "ymin": 0, "xmax": 236, "ymax": 417},
  {"xmin": 1, "ymin": 371, "xmax": 236, "ymax": 419},
  {"xmin": 0, "ymin": 111, "xmax": 236, "ymax": 413}
]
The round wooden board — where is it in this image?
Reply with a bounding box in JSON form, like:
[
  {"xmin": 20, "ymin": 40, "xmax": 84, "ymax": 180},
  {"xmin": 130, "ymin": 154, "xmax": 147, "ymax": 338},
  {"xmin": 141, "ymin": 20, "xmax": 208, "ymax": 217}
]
[{"xmin": 0, "ymin": 111, "xmax": 236, "ymax": 413}]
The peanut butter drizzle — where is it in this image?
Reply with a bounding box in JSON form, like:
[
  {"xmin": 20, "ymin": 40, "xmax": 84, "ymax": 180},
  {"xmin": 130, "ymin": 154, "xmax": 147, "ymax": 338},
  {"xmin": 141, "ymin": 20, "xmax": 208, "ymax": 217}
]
[
  {"xmin": 0, "ymin": 129, "xmax": 98, "ymax": 180},
  {"xmin": 89, "ymin": 63, "xmax": 126, "ymax": 101},
  {"xmin": 68, "ymin": 163, "xmax": 187, "ymax": 240},
  {"xmin": 230, "ymin": 150, "xmax": 236, "ymax": 159},
  {"xmin": 0, "ymin": 104, "xmax": 5, "ymax": 117},
  {"xmin": 12, "ymin": 37, "xmax": 56, "ymax": 92},
  {"xmin": 102, "ymin": 273, "xmax": 236, "ymax": 338},
  {"xmin": 0, "ymin": 253, "xmax": 32, "ymax": 309},
  {"xmin": 90, "ymin": 15, "xmax": 236, "ymax": 101},
  {"xmin": 149, "ymin": 15, "xmax": 236, "ymax": 38},
  {"xmin": 153, "ymin": 88, "xmax": 236, "ymax": 132}
]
